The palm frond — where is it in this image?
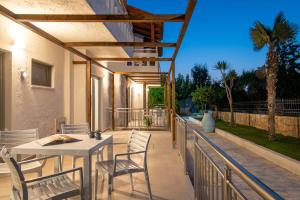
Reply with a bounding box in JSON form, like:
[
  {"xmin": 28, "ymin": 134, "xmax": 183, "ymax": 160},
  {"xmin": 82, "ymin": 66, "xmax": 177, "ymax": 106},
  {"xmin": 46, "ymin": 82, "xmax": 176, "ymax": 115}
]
[
  {"xmin": 273, "ymin": 12, "xmax": 298, "ymax": 45},
  {"xmin": 214, "ymin": 61, "xmax": 229, "ymax": 71},
  {"xmin": 250, "ymin": 21, "xmax": 271, "ymax": 51}
]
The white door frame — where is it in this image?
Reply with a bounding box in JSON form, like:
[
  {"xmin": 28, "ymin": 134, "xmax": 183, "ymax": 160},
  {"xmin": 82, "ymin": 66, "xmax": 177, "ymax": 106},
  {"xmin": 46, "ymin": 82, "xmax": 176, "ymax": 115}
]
[{"xmin": 0, "ymin": 52, "xmax": 4, "ymax": 130}]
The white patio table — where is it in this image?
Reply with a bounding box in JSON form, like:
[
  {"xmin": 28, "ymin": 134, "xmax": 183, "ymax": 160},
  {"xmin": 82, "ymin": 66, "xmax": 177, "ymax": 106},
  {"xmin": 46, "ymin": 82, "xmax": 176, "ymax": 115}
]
[{"xmin": 11, "ymin": 134, "xmax": 113, "ymax": 200}]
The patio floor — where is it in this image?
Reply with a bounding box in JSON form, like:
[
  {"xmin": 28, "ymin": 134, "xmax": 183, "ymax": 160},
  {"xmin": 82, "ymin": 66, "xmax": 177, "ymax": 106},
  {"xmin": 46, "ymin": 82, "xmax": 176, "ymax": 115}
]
[{"xmin": 0, "ymin": 130, "xmax": 194, "ymax": 200}]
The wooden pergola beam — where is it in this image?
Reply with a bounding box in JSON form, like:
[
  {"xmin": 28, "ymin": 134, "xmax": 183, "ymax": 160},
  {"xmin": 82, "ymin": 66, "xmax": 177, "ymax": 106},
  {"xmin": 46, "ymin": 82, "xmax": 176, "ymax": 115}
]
[
  {"xmin": 111, "ymin": 73, "xmax": 115, "ymax": 130},
  {"xmin": 115, "ymin": 71, "xmax": 168, "ymax": 75},
  {"xmin": 169, "ymin": 0, "xmax": 197, "ymax": 74},
  {"xmin": 131, "ymin": 78, "xmax": 161, "ymax": 81},
  {"xmin": 171, "ymin": 63, "xmax": 176, "ymax": 145},
  {"xmin": 167, "ymin": 75, "xmax": 171, "ymax": 128},
  {"xmin": 128, "ymin": 75, "xmax": 163, "ymax": 78},
  {"xmin": 15, "ymin": 14, "xmax": 185, "ymax": 23},
  {"xmin": 92, "ymin": 57, "xmax": 172, "ymax": 62},
  {"xmin": 130, "ymin": 77, "xmax": 161, "ymax": 79},
  {"xmin": 73, "ymin": 61, "xmax": 87, "ymax": 64},
  {"xmin": 134, "ymin": 81, "xmax": 162, "ymax": 84},
  {"xmin": 132, "ymin": 27, "xmax": 161, "ymax": 38},
  {"xmin": 0, "ymin": 5, "xmax": 114, "ymax": 74},
  {"xmin": 65, "ymin": 42, "xmax": 176, "ymax": 47},
  {"xmin": 86, "ymin": 60, "xmax": 92, "ymax": 127},
  {"xmin": 143, "ymin": 83, "xmax": 146, "ymax": 109}
]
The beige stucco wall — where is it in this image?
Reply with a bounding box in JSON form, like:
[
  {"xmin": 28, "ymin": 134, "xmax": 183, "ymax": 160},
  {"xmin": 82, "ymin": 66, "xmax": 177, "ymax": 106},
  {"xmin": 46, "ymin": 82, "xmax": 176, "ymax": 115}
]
[
  {"xmin": 0, "ymin": 14, "xmax": 129, "ymax": 136},
  {"xmin": 0, "ymin": 15, "xmax": 65, "ymax": 138},
  {"xmin": 129, "ymin": 82, "xmax": 144, "ymax": 109},
  {"xmin": 92, "ymin": 62, "xmax": 113, "ymax": 130}
]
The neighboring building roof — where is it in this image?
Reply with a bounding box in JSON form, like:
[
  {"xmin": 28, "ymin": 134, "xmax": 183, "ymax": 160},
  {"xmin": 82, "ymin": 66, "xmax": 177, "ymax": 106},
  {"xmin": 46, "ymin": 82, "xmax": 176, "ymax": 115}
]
[{"xmin": 127, "ymin": 5, "xmax": 164, "ymax": 56}]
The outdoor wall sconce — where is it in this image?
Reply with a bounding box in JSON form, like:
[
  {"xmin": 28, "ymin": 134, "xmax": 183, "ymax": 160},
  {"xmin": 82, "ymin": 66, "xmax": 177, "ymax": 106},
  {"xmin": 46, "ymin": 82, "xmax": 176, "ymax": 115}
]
[{"xmin": 20, "ymin": 70, "xmax": 28, "ymax": 79}]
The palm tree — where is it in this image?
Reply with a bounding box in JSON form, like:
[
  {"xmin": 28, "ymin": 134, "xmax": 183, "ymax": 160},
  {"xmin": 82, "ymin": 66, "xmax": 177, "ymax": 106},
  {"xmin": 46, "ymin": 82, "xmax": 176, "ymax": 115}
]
[
  {"xmin": 215, "ymin": 61, "xmax": 237, "ymax": 126},
  {"xmin": 250, "ymin": 12, "xmax": 297, "ymax": 140}
]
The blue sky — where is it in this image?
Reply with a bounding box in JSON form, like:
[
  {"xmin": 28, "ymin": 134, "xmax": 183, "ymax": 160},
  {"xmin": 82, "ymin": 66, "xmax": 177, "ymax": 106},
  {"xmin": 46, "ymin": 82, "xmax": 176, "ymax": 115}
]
[{"xmin": 128, "ymin": 0, "xmax": 300, "ymax": 80}]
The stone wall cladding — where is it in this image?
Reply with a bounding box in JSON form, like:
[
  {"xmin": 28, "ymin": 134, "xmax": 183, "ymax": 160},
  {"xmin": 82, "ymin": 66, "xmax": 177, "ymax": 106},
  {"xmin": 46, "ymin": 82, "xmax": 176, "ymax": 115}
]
[{"xmin": 215, "ymin": 111, "xmax": 300, "ymax": 138}]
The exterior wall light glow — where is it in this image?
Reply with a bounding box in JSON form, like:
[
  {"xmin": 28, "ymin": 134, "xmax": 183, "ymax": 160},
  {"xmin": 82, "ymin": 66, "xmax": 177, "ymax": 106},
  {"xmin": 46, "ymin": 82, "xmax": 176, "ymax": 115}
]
[
  {"xmin": 20, "ymin": 71, "xmax": 28, "ymax": 79},
  {"xmin": 132, "ymin": 82, "xmax": 143, "ymax": 94}
]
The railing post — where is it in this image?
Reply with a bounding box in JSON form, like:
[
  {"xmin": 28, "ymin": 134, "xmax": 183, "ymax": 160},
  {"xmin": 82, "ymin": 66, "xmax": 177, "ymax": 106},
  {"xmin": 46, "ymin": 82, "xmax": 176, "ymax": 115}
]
[
  {"xmin": 171, "ymin": 63, "xmax": 176, "ymax": 147},
  {"xmin": 193, "ymin": 135, "xmax": 198, "ymax": 200},
  {"xmin": 223, "ymin": 166, "xmax": 232, "ymax": 200},
  {"xmin": 184, "ymin": 120, "xmax": 188, "ymax": 175}
]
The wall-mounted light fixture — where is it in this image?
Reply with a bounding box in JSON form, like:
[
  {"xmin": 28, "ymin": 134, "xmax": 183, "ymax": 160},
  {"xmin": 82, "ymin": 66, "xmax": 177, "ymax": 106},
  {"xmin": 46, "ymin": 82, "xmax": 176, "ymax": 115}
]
[{"xmin": 20, "ymin": 70, "xmax": 28, "ymax": 79}]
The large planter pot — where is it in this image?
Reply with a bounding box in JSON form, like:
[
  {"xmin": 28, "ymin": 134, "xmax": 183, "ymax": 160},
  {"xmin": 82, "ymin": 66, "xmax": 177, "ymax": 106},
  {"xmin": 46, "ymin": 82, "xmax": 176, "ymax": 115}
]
[{"xmin": 201, "ymin": 111, "xmax": 215, "ymax": 133}]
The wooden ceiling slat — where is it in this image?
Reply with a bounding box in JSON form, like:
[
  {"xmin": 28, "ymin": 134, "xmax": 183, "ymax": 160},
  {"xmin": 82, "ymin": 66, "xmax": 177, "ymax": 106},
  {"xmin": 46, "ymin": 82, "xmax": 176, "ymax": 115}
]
[
  {"xmin": 115, "ymin": 72, "xmax": 167, "ymax": 75},
  {"xmin": 0, "ymin": 4, "xmax": 114, "ymax": 73},
  {"xmin": 92, "ymin": 57, "xmax": 172, "ymax": 61},
  {"xmin": 73, "ymin": 61, "xmax": 87, "ymax": 64},
  {"xmin": 65, "ymin": 42, "xmax": 176, "ymax": 47},
  {"xmin": 15, "ymin": 14, "xmax": 185, "ymax": 23},
  {"xmin": 128, "ymin": 75, "xmax": 163, "ymax": 78},
  {"xmin": 130, "ymin": 77, "xmax": 161, "ymax": 80}
]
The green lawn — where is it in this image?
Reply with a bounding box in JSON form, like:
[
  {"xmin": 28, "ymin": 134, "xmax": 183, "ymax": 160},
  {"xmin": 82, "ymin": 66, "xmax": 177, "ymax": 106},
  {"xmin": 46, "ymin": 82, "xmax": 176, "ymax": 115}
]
[{"xmin": 215, "ymin": 120, "xmax": 300, "ymax": 161}]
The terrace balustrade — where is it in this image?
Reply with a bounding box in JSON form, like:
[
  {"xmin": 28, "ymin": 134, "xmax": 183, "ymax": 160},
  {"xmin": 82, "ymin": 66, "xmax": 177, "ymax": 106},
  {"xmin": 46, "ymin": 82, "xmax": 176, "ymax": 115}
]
[
  {"xmin": 175, "ymin": 115, "xmax": 284, "ymax": 200},
  {"xmin": 108, "ymin": 107, "xmax": 169, "ymax": 130}
]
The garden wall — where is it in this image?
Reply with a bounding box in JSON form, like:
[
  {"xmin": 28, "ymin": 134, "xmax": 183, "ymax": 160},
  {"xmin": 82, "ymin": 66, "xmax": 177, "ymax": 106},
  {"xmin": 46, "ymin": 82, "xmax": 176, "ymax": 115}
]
[{"xmin": 214, "ymin": 111, "xmax": 300, "ymax": 138}]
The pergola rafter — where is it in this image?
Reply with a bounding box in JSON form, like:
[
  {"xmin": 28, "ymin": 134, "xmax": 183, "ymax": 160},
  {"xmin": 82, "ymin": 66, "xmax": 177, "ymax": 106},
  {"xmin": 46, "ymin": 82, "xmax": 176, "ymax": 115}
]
[
  {"xmin": 168, "ymin": 0, "xmax": 197, "ymax": 75},
  {"xmin": 0, "ymin": 0, "xmax": 197, "ymax": 143},
  {"xmin": 65, "ymin": 42, "xmax": 176, "ymax": 47},
  {"xmin": 14, "ymin": 14, "xmax": 186, "ymax": 23},
  {"xmin": 114, "ymin": 72, "xmax": 168, "ymax": 75},
  {"xmin": 92, "ymin": 57, "xmax": 173, "ymax": 62},
  {"xmin": 0, "ymin": 4, "xmax": 114, "ymax": 73}
]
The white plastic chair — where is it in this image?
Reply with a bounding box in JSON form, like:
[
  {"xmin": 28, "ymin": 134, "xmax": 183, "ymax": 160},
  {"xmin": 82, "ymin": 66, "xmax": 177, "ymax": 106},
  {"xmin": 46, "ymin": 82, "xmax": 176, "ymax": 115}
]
[
  {"xmin": 1, "ymin": 147, "xmax": 83, "ymax": 200},
  {"xmin": 0, "ymin": 129, "xmax": 61, "ymax": 177},
  {"xmin": 94, "ymin": 130, "xmax": 152, "ymax": 200}
]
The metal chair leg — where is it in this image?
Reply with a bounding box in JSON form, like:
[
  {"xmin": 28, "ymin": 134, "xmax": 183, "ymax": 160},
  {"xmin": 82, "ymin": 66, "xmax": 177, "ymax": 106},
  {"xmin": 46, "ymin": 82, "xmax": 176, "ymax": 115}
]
[
  {"xmin": 72, "ymin": 157, "xmax": 76, "ymax": 180},
  {"xmin": 94, "ymin": 169, "xmax": 98, "ymax": 200},
  {"xmin": 60, "ymin": 155, "xmax": 64, "ymax": 171},
  {"xmin": 111, "ymin": 177, "xmax": 114, "ymax": 191},
  {"xmin": 129, "ymin": 173, "xmax": 134, "ymax": 191},
  {"xmin": 144, "ymin": 170, "xmax": 152, "ymax": 200},
  {"xmin": 108, "ymin": 175, "xmax": 112, "ymax": 200}
]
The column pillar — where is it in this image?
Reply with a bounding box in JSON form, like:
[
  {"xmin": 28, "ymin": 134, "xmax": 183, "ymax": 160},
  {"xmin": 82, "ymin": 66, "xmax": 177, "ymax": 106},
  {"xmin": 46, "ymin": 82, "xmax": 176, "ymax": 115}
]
[
  {"xmin": 111, "ymin": 73, "xmax": 115, "ymax": 130},
  {"xmin": 143, "ymin": 82, "xmax": 146, "ymax": 110},
  {"xmin": 125, "ymin": 76, "xmax": 129, "ymax": 127},
  {"xmin": 86, "ymin": 60, "xmax": 91, "ymax": 128},
  {"xmin": 172, "ymin": 63, "xmax": 176, "ymax": 145},
  {"xmin": 167, "ymin": 75, "xmax": 171, "ymax": 129}
]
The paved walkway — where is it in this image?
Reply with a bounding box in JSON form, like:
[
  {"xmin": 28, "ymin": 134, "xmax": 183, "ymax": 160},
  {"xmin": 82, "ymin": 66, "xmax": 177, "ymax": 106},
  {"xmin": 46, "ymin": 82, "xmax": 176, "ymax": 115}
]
[{"xmin": 187, "ymin": 121, "xmax": 300, "ymax": 200}]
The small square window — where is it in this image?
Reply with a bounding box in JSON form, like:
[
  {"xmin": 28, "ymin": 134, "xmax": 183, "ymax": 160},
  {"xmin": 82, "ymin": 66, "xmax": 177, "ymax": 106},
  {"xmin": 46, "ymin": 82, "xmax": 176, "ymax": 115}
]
[
  {"xmin": 127, "ymin": 62, "xmax": 132, "ymax": 66},
  {"xmin": 134, "ymin": 62, "xmax": 139, "ymax": 66},
  {"xmin": 142, "ymin": 61, "xmax": 147, "ymax": 66},
  {"xmin": 149, "ymin": 61, "xmax": 156, "ymax": 66},
  {"xmin": 31, "ymin": 59, "xmax": 52, "ymax": 87}
]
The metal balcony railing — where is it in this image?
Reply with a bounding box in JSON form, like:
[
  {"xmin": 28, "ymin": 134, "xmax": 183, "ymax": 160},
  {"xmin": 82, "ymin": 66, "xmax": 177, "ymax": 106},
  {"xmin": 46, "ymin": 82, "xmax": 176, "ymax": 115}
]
[
  {"xmin": 175, "ymin": 115, "xmax": 284, "ymax": 200},
  {"xmin": 108, "ymin": 108, "xmax": 169, "ymax": 130}
]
